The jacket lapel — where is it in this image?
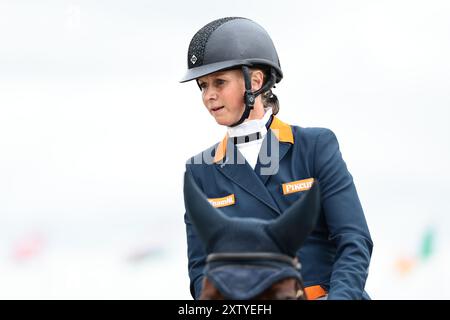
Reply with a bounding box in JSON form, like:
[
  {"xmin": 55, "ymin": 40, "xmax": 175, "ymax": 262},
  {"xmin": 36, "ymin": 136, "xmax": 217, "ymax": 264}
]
[
  {"xmin": 255, "ymin": 117, "xmax": 294, "ymax": 185},
  {"xmin": 215, "ymin": 137, "xmax": 281, "ymax": 216},
  {"xmin": 212, "ymin": 116, "xmax": 294, "ymax": 215}
]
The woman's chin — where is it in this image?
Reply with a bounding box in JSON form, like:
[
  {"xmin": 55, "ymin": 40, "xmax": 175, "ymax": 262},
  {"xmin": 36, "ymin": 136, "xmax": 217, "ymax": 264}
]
[{"xmin": 214, "ymin": 116, "xmax": 233, "ymax": 127}]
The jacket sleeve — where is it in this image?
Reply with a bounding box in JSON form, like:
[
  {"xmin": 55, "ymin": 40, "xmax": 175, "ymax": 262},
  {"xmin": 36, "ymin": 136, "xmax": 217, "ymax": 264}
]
[
  {"xmin": 184, "ymin": 164, "xmax": 207, "ymax": 299},
  {"xmin": 314, "ymin": 129, "xmax": 373, "ymax": 300}
]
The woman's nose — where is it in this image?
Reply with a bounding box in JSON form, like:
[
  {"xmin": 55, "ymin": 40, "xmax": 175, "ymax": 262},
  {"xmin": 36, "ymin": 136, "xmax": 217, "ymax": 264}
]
[{"xmin": 204, "ymin": 87, "xmax": 218, "ymax": 101}]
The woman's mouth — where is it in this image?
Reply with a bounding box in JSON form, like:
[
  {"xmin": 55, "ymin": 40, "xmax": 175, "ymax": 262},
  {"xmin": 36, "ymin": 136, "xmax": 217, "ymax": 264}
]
[{"xmin": 211, "ymin": 106, "xmax": 225, "ymax": 113}]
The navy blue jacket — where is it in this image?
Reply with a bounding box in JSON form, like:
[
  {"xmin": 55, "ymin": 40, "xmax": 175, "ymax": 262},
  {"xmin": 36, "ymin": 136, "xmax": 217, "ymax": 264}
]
[{"xmin": 184, "ymin": 117, "xmax": 373, "ymax": 300}]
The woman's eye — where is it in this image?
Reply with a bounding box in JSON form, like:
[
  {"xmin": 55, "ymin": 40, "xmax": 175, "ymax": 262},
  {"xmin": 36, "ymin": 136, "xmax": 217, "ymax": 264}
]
[
  {"xmin": 215, "ymin": 79, "xmax": 225, "ymax": 86},
  {"xmin": 199, "ymin": 83, "xmax": 207, "ymax": 90}
]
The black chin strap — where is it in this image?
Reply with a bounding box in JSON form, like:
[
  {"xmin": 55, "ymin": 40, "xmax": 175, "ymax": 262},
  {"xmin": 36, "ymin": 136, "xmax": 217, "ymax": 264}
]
[{"xmin": 229, "ymin": 66, "xmax": 277, "ymax": 127}]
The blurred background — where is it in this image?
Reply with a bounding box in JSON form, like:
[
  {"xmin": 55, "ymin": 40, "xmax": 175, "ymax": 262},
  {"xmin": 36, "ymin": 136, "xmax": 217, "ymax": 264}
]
[{"xmin": 0, "ymin": 0, "xmax": 449, "ymax": 299}]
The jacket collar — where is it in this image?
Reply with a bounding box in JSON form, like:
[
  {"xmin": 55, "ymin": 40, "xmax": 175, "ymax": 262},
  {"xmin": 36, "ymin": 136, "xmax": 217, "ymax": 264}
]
[{"xmin": 213, "ymin": 116, "xmax": 294, "ymax": 163}]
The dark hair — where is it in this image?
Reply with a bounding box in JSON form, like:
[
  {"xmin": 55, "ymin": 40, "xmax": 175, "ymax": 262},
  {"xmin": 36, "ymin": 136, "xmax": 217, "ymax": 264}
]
[{"xmin": 262, "ymin": 89, "xmax": 279, "ymax": 115}]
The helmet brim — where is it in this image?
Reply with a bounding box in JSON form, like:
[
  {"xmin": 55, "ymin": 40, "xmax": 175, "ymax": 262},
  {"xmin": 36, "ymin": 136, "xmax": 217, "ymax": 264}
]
[{"xmin": 179, "ymin": 59, "xmax": 283, "ymax": 83}]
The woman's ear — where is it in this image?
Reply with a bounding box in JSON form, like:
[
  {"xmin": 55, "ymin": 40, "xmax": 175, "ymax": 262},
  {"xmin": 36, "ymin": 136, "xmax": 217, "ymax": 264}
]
[{"xmin": 251, "ymin": 69, "xmax": 264, "ymax": 91}]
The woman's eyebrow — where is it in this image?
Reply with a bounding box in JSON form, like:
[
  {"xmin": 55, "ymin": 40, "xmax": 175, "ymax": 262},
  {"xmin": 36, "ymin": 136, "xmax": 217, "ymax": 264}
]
[{"xmin": 213, "ymin": 72, "xmax": 228, "ymax": 77}]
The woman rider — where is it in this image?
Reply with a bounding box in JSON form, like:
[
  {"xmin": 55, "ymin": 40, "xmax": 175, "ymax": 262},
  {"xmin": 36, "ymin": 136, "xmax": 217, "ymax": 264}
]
[{"xmin": 180, "ymin": 17, "xmax": 373, "ymax": 300}]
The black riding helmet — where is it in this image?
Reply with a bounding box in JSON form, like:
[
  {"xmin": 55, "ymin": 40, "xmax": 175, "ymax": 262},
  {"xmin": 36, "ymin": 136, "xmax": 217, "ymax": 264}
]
[{"xmin": 180, "ymin": 17, "xmax": 283, "ymax": 127}]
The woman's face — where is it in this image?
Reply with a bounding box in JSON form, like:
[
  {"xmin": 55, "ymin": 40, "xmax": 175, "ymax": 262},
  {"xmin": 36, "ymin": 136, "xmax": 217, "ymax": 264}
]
[{"xmin": 197, "ymin": 69, "xmax": 246, "ymax": 126}]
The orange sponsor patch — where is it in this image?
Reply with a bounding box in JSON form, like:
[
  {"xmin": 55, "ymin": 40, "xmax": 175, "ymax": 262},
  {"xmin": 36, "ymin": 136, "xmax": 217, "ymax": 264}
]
[
  {"xmin": 282, "ymin": 178, "xmax": 314, "ymax": 195},
  {"xmin": 208, "ymin": 194, "xmax": 236, "ymax": 208}
]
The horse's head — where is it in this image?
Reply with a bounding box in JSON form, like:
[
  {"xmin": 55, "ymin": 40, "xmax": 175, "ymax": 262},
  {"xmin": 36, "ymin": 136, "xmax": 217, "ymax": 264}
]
[{"xmin": 184, "ymin": 171, "xmax": 321, "ymax": 300}]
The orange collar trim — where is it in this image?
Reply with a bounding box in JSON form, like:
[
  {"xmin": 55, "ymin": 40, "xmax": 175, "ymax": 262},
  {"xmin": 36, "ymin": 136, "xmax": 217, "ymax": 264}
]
[
  {"xmin": 213, "ymin": 116, "xmax": 294, "ymax": 163},
  {"xmin": 269, "ymin": 116, "xmax": 294, "ymax": 145},
  {"xmin": 213, "ymin": 135, "xmax": 228, "ymax": 163}
]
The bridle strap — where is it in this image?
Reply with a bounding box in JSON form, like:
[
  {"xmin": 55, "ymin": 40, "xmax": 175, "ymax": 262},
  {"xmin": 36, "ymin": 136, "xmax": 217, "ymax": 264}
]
[{"xmin": 206, "ymin": 252, "xmax": 301, "ymax": 269}]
